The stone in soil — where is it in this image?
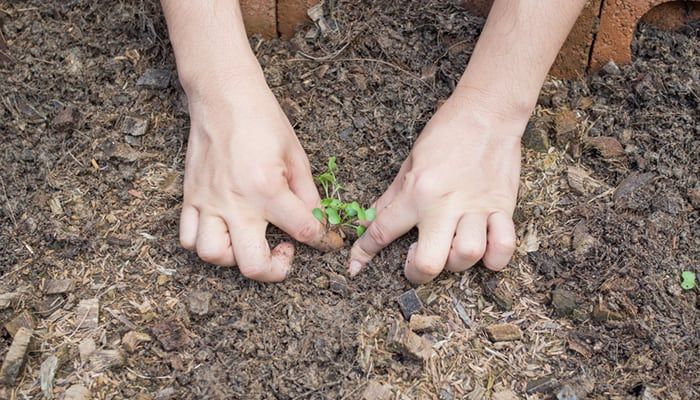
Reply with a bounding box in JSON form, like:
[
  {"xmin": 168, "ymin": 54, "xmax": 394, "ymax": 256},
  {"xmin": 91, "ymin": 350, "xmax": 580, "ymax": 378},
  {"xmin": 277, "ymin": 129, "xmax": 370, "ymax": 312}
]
[
  {"xmin": 152, "ymin": 319, "xmax": 192, "ymax": 351},
  {"xmin": 39, "ymin": 355, "xmax": 58, "ymax": 399},
  {"xmin": 572, "ymin": 221, "xmax": 596, "ymax": 256},
  {"xmin": 75, "ymin": 298, "xmax": 99, "ymax": 329},
  {"xmin": 601, "ymin": 60, "xmax": 621, "ymax": 75},
  {"xmin": 362, "ymin": 380, "xmax": 393, "ymax": 400},
  {"xmin": 64, "ymin": 384, "xmax": 90, "ymax": 400},
  {"xmin": 0, "ymin": 327, "xmax": 32, "ymax": 386},
  {"xmin": 5, "ymin": 310, "xmax": 36, "ymax": 337},
  {"xmin": 121, "ymin": 116, "xmax": 149, "ymax": 137},
  {"xmin": 187, "ymin": 291, "xmax": 213, "ymax": 316},
  {"xmin": 485, "ymin": 323, "xmax": 522, "ymax": 342},
  {"xmin": 409, "ymin": 314, "xmax": 441, "ymax": 333},
  {"xmin": 386, "ymin": 320, "xmax": 435, "ymax": 361},
  {"xmin": 43, "ymin": 278, "xmax": 75, "ymax": 295},
  {"xmin": 397, "ymin": 289, "xmax": 423, "ymax": 320},
  {"xmin": 613, "ymin": 172, "xmax": 656, "ymax": 210},
  {"xmin": 328, "ymin": 272, "xmax": 348, "ymax": 295},
  {"xmin": 122, "ymin": 331, "xmax": 151, "ymax": 353},
  {"xmin": 78, "ymin": 337, "xmax": 96, "ymax": 364},
  {"xmin": 551, "ymin": 288, "xmax": 578, "ymax": 317},
  {"xmin": 557, "ymin": 376, "xmax": 594, "ymax": 400},
  {"xmin": 0, "ymin": 292, "xmax": 19, "ymax": 310},
  {"xmin": 136, "ymin": 68, "xmax": 171, "ymax": 89},
  {"xmin": 51, "ymin": 106, "xmax": 79, "ymax": 131},
  {"xmin": 89, "ymin": 349, "xmax": 125, "ymax": 372},
  {"xmin": 554, "ymin": 109, "xmax": 581, "ymax": 154}
]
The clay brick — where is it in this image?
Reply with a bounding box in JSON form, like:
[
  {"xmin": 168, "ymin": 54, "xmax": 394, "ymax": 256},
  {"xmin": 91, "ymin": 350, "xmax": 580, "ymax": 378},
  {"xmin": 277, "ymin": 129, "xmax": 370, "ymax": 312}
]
[
  {"xmin": 278, "ymin": 0, "xmax": 319, "ymax": 39},
  {"xmin": 590, "ymin": 0, "xmax": 696, "ymax": 70},
  {"xmin": 640, "ymin": 1, "xmax": 700, "ymax": 30},
  {"xmin": 240, "ymin": 0, "xmax": 276, "ymax": 39}
]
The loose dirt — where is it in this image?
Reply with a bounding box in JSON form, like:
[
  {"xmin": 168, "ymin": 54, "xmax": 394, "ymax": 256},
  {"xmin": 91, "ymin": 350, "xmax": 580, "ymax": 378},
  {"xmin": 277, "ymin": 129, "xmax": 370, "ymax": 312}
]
[{"xmin": 0, "ymin": 1, "xmax": 698, "ymax": 399}]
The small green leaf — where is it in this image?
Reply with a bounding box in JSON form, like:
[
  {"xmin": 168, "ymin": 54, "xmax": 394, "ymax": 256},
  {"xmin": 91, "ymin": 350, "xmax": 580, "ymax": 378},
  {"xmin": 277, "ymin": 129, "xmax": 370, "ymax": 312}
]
[
  {"xmin": 681, "ymin": 271, "xmax": 696, "ymax": 290},
  {"xmin": 320, "ymin": 198, "xmax": 333, "ymax": 207},
  {"xmin": 356, "ymin": 225, "xmax": 367, "ymax": 236},
  {"xmin": 312, "ymin": 208, "xmax": 325, "ymax": 222},
  {"xmin": 329, "ymin": 199, "xmax": 342, "ymax": 209},
  {"xmin": 345, "ymin": 204, "xmax": 358, "ymax": 217},
  {"xmin": 357, "ymin": 207, "xmax": 367, "ymax": 221},
  {"xmin": 326, "ymin": 208, "xmax": 341, "ymax": 225},
  {"xmin": 365, "ymin": 208, "xmax": 377, "ymax": 221},
  {"xmin": 318, "ymin": 172, "xmax": 335, "ymax": 185},
  {"xmin": 328, "ymin": 156, "xmax": 337, "ymax": 173}
]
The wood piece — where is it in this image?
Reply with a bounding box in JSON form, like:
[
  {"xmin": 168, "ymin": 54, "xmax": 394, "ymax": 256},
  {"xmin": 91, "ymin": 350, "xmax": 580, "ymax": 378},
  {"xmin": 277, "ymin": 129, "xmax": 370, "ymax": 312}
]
[
  {"xmin": 386, "ymin": 320, "xmax": 435, "ymax": 361},
  {"xmin": 187, "ymin": 291, "xmax": 213, "ymax": 316},
  {"xmin": 43, "ymin": 278, "xmax": 75, "ymax": 295},
  {"xmin": 64, "ymin": 384, "xmax": 90, "ymax": 400},
  {"xmin": 408, "ymin": 314, "xmax": 441, "ymax": 334},
  {"xmin": 122, "ymin": 331, "xmax": 151, "ymax": 353},
  {"xmin": 75, "ymin": 298, "xmax": 99, "ymax": 329},
  {"xmin": 152, "ymin": 319, "xmax": 191, "ymax": 351},
  {"xmin": 362, "ymin": 380, "xmax": 393, "ymax": 400},
  {"xmin": 0, "ymin": 327, "xmax": 32, "ymax": 386},
  {"xmin": 328, "ymin": 273, "xmax": 348, "ymax": 296},
  {"xmin": 89, "ymin": 349, "xmax": 125, "ymax": 372},
  {"xmin": 40, "ymin": 355, "xmax": 58, "ymax": 399},
  {"xmin": 78, "ymin": 338, "xmax": 96, "ymax": 364},
  {"xmin": 5, "ymin": 310, "xmax": 36, "ymax": 337},
  {"xmin": 485, "ymin": 323, "xmax": 522, "ymax": 342}
]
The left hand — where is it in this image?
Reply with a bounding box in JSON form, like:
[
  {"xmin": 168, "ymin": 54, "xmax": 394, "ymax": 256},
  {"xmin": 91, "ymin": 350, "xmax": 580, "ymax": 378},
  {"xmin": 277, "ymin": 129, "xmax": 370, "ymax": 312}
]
[{"xmin": 347, "ymin": 89, "xmax": 526, "ymax": 284}]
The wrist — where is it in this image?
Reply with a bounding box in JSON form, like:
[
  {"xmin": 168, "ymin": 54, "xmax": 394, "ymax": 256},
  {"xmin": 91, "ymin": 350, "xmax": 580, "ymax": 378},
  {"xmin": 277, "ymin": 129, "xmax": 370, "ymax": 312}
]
[{"xmin": 451, "ymin": 83, "xmax": 535, "ymax": 126}]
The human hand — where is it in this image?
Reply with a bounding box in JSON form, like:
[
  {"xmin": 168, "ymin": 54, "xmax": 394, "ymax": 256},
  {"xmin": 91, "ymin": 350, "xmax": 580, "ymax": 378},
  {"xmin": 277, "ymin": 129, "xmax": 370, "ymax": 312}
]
[
  {"xmin": 179, "ymin": 72, "xmax": 341, "ymax": 282},
  {"xmin": 347, "ymin": 89, "xmax": 525, "ymax": 284}
]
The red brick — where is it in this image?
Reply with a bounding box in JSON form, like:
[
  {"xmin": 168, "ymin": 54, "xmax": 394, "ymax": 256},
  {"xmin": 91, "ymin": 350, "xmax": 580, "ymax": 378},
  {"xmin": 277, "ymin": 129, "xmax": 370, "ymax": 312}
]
[
  {"xmin": 240, "ymin": 0, "xmax": 277, "ymax": 39},
  {"xmin": 278, "ymin": 0, "xmax": 319, "ymax": 39},
  {"xmin": 640, "ymin": 1, "xmax": 700, "ymax": 30}
]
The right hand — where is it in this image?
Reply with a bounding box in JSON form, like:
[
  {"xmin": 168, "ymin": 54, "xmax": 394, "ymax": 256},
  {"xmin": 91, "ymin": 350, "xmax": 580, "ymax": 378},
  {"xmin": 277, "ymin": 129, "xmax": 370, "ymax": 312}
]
[{"xmin": 179, "ymin": 70, "xmax": 341, "ymax": 282}]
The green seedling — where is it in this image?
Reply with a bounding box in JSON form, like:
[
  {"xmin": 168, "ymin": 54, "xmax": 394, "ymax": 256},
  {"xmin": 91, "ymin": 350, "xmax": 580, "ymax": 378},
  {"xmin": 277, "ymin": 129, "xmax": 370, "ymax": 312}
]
[
  {"xmin": 313, "ymin": 157, "xmax": 376, "ymax": 236},
  {"xmin": 680, "ymin": 271, "xmax": 696, "ymax": 290}
]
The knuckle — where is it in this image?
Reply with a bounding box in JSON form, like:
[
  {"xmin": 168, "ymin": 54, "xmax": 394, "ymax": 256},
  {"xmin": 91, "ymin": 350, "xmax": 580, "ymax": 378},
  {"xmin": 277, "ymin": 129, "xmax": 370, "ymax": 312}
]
[
  {"xmin": 454, "ymin": 240, "xmax": 486, "ymax": 262},
  {"xmin": 491, "ymin": 234, "xmax": 516, "ymax": 253},
  {"xmin": 179, "ymin": 235, "xmax": 195, "ymax": 250},
  {"xmin": 367, "ymin": 221, "xmax": 391, "ymax": 247},
  {"xmin": 248, "ymin": 167, "xmax": 285, "ymax": 196},
  {"xmin": 413, "ymin": 255, "xmax": 444, "ymax": 277},
  {"xmin": 293, "ymin": 221, "xmax": 318, "ymax": 243},
  {"xmin": 404, "ymin": 170, "xmax": 436, "ymax": 199},
  {"xmin": 197, "ymin": 243, "xmax": 228, "ymax": 263}
]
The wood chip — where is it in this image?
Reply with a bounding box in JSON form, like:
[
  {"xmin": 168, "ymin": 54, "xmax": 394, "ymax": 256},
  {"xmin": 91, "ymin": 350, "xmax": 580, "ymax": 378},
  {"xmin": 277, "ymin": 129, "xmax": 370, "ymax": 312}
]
[
  {"xmin": 362, "ymin": 380, "xmax": 393, "ymax": 400},
  {"xmin": 328, "ymin": 273, "xmax": 348, "ymax": 296},
  {"xmin": 386, "ymin": 320, "xmax": 435, "ymax": 361},
  {"xmin": 585, "ymin": 136, "xmax": 625, "ymax": 158},
  {"xmin": 75, "ymin": 298, "xmax": 99, "ymax": 329},
  {"xmin": 40, "ymin": 355, "xmax": 58, "ymax": 399},
  {"xmin": 64, "ymin": 384, "xmax": 90, "ymax": 400},
  {"xmin": 408, "ymin": 314, "xmax": 441, "ymax": 334},
  {"xmin": 566, "ymin": 166, "xmax": 603, "ymax": 195},
  {"xmin": 551, "ymin": 289, "xmax": 579, "ymax": 317},
  {"xmin": 592, "ymin": 302, "xmax": 624, "ymax": 322},
  {"xmin": 0, "ymin": 327, "xmax": 32, "ymax": 386},
  {"xmin": 0, "ymin": 292, "xmax": 19, "ymax": 310},
  {"xmin": 78, "ymin": 338, "xmax": 96, "ymax": 364},
  {"xmin": 121, "ymin": 116, "xmax": 149, "ymax": 137},
  {"xmin": 52, "ymin": 106, "xmax": 79, "ymax": 131},
  {"xmin": 89, "ymin": 349, "xmax": 125, "ymax": 372},
  {"xmin": 485, "ymin": 323, "xmax": 522, "ymax": 342},
  {"xmin": 43, "ymin": 278, "xmax": 75, "ymax": 295},
  {"xmin": 5, "ymin": 310, "xmax": 36, "ymax": 337},
  {"xmin": 122, "ymin": 331, "xmax": 151, "ymax": 353},
  {"xmin": 151, "ymin": 319, "xmax": 191, "ymax": 351}
]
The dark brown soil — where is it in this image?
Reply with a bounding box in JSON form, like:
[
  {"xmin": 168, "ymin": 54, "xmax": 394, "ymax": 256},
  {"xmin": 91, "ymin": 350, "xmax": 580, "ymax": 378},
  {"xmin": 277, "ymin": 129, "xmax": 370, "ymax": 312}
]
[{"xmin": 0, "ymin": 1, "xmax": 697, "ymax": 399}]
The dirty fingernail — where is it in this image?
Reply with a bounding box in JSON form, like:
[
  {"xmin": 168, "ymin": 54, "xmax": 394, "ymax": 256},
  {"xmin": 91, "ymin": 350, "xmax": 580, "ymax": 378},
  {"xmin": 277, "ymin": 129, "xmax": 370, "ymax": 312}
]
[{"xmin": 348, "ymin": 260, "xmax": 362, "ymax": 277}]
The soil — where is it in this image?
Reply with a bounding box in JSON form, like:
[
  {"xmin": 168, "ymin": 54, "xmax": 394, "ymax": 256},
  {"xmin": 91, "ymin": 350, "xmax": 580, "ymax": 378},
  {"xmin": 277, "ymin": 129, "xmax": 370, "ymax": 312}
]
[{"xmin": 0, "ymin": 1, "xmax": 698, "ymax": 399}]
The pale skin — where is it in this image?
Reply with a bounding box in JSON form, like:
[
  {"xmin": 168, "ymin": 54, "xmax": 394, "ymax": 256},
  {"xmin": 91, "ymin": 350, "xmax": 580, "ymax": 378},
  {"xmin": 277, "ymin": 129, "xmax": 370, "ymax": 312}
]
[{"xmin": 161, "ymin": 0, "xmax": 587, "ymax": 283}]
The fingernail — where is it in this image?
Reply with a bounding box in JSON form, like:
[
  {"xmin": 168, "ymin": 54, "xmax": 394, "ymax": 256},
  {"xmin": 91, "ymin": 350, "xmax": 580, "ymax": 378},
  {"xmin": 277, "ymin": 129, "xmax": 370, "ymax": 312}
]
[{"xmin": 348, "ymin": 260, "xmax": 362, "ymax": 277}]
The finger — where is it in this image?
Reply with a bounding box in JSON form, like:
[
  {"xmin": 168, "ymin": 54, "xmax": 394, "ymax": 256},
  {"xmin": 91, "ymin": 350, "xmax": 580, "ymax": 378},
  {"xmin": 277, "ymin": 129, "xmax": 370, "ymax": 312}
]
[
  {"xmin": 195, "ymin": 215, "xmax": 236, "ymax": 266},
  {"xmin": 179, "ymin": 205, "xmax": 199, "ymax": 250},
  {"xmin": 445, "ymin": 213, "xmax": 487, "ymax": 272},
  {"xmin": 348, "ymin": 193, "xmax": 417, "ymax": 276},
  {"xmin": 287, "ymin": 152, "xmax": 322, "ymax": 209},
  {"xmin": 405, "ymin": 213, "xmax": 459, "ymax": 284},
  {"xmin": 483, "ymin": 211, "xmax": 517, "ymax": 271},
  {"xmin": 229, "ymin": 219, "xmax": 291, "ymax": 282},
  {"xmin": 266, "ymin": 191, "xmax": 342, "ymax": 251}
]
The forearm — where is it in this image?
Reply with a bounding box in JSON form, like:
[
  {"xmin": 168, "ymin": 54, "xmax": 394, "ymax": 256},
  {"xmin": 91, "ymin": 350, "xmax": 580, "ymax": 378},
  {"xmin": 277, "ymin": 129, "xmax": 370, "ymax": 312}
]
[
  {"xmin": 456, "ymin": 0, "xmax": 587, "ymax": 121},
  {"xmin": 161, "ymin": 0, "xmax": 263, "ymax": 97}
]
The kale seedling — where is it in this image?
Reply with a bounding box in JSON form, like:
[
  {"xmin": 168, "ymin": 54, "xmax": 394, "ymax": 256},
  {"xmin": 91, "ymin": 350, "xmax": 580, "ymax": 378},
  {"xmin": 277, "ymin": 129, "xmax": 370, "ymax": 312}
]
[
  {"xmin": 312, "ymin": 157, "xmax": 376, "ymax": 236},
  {"xmin": 681, "ymin": 271, "xmax": 696, "ymax": 290}
]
